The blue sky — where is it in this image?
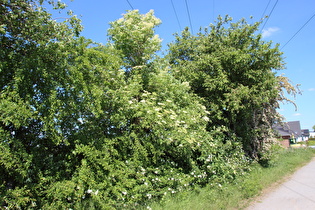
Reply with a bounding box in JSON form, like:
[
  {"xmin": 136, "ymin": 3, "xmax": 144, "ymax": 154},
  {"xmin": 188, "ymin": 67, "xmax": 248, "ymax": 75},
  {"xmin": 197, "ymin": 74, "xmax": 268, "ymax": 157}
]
[{"xmin": 54, "ymin": 0, "xmax": 315, "ymax": 130}]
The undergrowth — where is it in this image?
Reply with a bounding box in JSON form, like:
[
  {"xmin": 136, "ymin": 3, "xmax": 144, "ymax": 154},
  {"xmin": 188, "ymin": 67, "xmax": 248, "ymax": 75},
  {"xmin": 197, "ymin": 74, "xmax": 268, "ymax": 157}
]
[{"xmin": 146, "ymin": 148, "xmax": 315, "ymax": 210}]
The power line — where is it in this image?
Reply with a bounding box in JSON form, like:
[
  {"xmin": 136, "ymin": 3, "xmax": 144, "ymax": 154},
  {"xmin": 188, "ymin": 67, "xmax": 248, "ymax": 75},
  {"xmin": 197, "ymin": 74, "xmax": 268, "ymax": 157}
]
[
  {"xmin": 212, "ymin": 0, "xmax": 215, "ymax": 23},
  {"xmin": 126, "ymin": 0, "xmax": 134, "ymax": 10},
  {"xmin": 184, "ymin": 0, "xmax": 194, "ymax": 34},
  {"xmin": 260, "ymin": 0, "xmax": 271, "ymax": 20},
  {"xmin": 170, "ymin": 0, "xmax": 182, "ymax": 31},
  {"xmin": 281, "ymin": 12, "xmax": 315, "ymax": 50},
  {"xmin": 260, "ymin": 0, "xmax": 278, "ymax": 34}
]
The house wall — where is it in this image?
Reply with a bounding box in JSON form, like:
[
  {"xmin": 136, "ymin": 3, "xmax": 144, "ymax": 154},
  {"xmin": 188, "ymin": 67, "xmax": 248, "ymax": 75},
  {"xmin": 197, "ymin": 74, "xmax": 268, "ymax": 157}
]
[{"xmin": 279, "ymin": 139, "xmax": 290, "ymax": 148}]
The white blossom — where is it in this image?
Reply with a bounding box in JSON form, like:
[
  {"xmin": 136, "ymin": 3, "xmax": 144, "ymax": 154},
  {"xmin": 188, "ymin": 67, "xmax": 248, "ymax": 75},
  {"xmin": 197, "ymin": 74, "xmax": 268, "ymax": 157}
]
[{"xmin": 202, "ymin": 116, "xmax": 210, "ymax": 121}]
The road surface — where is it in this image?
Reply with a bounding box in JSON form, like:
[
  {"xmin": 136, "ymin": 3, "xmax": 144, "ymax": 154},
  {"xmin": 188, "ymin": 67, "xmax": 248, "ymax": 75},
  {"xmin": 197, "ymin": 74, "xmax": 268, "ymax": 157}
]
[{"xmin": 247, "ymin": 157, "xmax": 315, "ymax": 210}]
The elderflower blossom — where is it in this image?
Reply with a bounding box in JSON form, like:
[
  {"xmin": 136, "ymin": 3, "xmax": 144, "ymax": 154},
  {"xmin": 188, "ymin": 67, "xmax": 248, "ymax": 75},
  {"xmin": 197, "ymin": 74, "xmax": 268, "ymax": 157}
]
[
  {"xmin": 202, "ymin": 116, "xmax": 210, "ymax": 121},
  {"xmin": 170, "ymin": 115, "xmax": 176, "ymax": 120},
  {"xmin": 146, "ymin": 193, "xmax": 152, "ymax": 199}
]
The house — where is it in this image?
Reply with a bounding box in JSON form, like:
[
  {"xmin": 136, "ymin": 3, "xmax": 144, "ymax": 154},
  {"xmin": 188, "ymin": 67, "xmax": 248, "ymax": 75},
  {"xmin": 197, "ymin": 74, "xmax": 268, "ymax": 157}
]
[
  {"xmin": 301, "ymin": 129, "xmax": 310, "ymax": 141},
  {"xmin": 287, "ymin": 121, "xmax": 303, "ymax": 142},
  {"xmin": 274, "ymin": 124, "xmax": 291, "ymax": 139},
  {"xmin": 274, "ymin": 121, "xmax": 304, "ymax": 143}
]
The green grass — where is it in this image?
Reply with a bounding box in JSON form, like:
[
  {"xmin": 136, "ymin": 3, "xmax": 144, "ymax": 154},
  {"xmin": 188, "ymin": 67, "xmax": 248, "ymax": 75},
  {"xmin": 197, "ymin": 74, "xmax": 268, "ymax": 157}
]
[
  {"xmin": 307, "ymin": 139, "xmax": 315, "ymax": 146},
  {"xmin": 145, "ymin": 148, "xmax": 315, "ymax": 210}
]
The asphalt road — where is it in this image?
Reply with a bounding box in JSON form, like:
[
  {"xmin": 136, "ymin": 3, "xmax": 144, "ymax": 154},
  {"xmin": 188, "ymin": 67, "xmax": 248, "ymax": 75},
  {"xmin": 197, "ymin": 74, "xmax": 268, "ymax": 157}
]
[{"xmin": 247, "ymin": 157, "xmax": 315, "ymax": 210}]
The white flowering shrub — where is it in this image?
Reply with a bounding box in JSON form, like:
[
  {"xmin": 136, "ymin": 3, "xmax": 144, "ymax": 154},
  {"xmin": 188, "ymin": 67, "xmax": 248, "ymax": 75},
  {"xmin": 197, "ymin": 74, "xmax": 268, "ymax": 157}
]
[{"xmin": 1, "ymin": 4, "xmax": 253, "ymax": 209}]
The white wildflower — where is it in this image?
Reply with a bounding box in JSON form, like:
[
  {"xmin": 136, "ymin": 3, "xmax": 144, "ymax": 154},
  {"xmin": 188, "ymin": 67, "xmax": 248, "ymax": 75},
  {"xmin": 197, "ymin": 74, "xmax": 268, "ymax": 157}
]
[
  {"xmin": 202, "ymin": 116, "xmax": 210, "ymax": 122},
  {"xmin": 182, "ymin": 81, "xmax": 190, "ymax": 87}
]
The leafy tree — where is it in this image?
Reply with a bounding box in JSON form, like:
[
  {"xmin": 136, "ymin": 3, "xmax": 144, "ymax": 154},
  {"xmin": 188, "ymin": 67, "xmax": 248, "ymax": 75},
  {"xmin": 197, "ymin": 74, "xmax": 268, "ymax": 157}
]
[
  {"xmin": 1, "ymin": 4, "xmax": 249, "ymax": 209},
  {"xmin": 167, "ymin": 16, "xmax": 295, "ymax": 158},
  {"xmin": 0, "ymin": 0, "xmax": 100, "ymax": 207},
  {"xmin": 108, "ymin": 9, "xmax": 162, "ymax": 69},
  {"xmin": 313, "ymin": 125, "xmax": 315, "ymax": 132}
]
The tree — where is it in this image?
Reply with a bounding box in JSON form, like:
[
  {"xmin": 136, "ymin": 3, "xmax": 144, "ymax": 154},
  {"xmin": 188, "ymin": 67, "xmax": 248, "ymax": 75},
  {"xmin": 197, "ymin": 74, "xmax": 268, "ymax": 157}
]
[
  {"xmin": 1, "ymin": 5, "xmax": 249, "ymax": 209},
  {"xmin": 167, "ymin": 16, "xmax": 296, "ymax": 158},
  {"xmin": 108, "ymin": 9, "xmax": 162, "ymax": 69},
  {"xmin": 0, "ymin": 0, "xmax": 98, "ymax": 207},
  {"xmin": 313, "ymin": 125, "xmax": 315, "ymax": 132}
]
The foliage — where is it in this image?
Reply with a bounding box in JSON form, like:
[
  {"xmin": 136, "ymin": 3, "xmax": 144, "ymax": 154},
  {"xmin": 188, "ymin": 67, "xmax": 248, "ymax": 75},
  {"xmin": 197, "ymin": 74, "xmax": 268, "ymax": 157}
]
[
  {"xmin": 167, "ymin": 16, "xmax": 296, "ymax": 158},
  {"xmin": 0, "ymin": 1, "xmax": 298, "ymax": 209},
  {"xmin": 148, "ymin": 147, "xmax": 315, "ymax": 210},
  {"xmin": 0, "ymin": 2, "xmax": 249, "ymax": 209},
  {"xmin": 108, "ymin": 9, "xmax": 162, "ymax": 69},
  {"xmin": 307, "ymin": 140, "xmax": 315, "ymax": 146}
]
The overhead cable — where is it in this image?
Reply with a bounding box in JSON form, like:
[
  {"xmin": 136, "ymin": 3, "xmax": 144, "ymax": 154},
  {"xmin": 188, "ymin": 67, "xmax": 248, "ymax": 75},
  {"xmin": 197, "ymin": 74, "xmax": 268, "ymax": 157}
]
[
  {"xmin": 184, "ymin": 0, "xmax": 194, "ymax": 34},
  {"xmin": 260, "ymin": 0, "xmax": 272, "ymax": 20},
  {"xmin": 126, "ymin": 0, "xmax": 134, "ymax": 10},
  {"xmin": 171, "ymin": 0, "xmax": 182, "ymax": 31},
  {"xmin": 281, "ymin": 12, "xmax": 315, "ymax": 50},
  {"xmin": 260, "ymin": 0, "xmax": 279, "ymax": 34}
]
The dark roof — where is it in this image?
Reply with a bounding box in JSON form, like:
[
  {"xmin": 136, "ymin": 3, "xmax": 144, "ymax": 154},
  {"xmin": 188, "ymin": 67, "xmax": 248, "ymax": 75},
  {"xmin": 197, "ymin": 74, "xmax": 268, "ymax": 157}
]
[
  {"xmin": 276, "ymin": 129, "xmax": 291, "ymax": 137},
  {"xmin": 287, "ymin": 121, "xmax": 302, "ymax": 137},
  {"xmin": 274, "ymin": 124, "xmax": 291, "ymax": 137},
  {"xmin": 274, "ymin": 121, "xmax": 302, "ymax": 137},
  {"xmin": 301, "ymin": 129, "xmax": 310, "ymax": 136}
]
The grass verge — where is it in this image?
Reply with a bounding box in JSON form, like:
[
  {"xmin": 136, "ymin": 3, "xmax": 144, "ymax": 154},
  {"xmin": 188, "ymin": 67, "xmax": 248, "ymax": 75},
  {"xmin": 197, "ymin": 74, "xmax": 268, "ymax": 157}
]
[{"xmin": 145, "ymin": 148, "xmax": 315, "ymax": 210}]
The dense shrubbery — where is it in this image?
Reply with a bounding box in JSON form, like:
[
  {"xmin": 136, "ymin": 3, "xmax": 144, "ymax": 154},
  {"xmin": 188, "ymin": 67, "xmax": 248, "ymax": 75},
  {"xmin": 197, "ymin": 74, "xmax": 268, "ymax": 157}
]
[{"xmin": 0, "ymin": 1, "xmax": 296, "ymax": 208}]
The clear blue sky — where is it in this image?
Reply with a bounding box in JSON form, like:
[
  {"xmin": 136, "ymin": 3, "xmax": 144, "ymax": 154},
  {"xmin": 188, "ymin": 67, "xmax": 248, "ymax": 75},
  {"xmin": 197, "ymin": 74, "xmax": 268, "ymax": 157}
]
[{"xmin": 54, "ymin": 0, "xmax": 315, "ymax": 130}]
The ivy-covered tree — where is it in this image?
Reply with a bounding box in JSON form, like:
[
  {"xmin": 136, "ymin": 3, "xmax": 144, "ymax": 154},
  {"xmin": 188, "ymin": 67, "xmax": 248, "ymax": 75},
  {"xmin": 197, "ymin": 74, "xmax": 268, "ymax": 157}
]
[{"xmin": 167, "ymin": 16, "xmax": 295, "ymax": 158}]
